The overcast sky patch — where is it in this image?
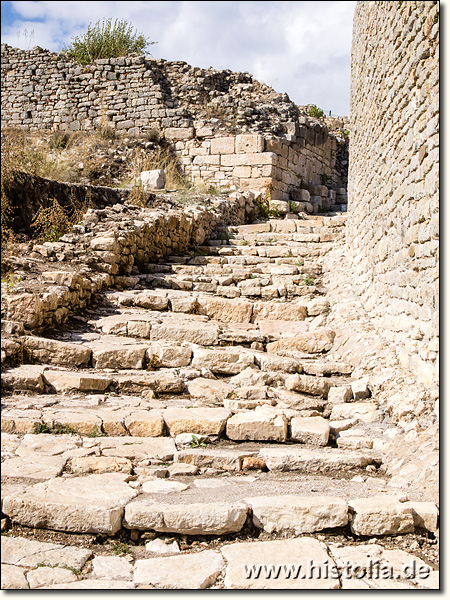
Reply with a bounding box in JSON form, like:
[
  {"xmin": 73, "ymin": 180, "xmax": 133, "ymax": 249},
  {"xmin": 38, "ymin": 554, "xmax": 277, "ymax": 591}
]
[{"xmin": 1, "ymin": 0, "xmax": 357, "ymax": 116}]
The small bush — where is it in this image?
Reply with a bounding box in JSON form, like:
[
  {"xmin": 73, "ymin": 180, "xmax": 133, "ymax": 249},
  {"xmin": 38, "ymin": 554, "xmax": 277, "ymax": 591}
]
[
  {"xmin": 31, "ymin": 195, "xmax": 91, "ymax": 243},
  {"xmin": 63, "ymin": 18, "xmax": 156, "ymax": 64},
  {"xmin": 308, "ymin": 105, "xmax": 325, "ymax": 119}
]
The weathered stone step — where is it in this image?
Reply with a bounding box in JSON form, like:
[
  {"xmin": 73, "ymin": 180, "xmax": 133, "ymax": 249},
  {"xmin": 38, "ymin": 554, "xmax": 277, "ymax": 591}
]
[
  {"xmin": 2, "ymin": 468, "xmax": 437, "ymax": 537},
  {"xmin": 1, "ymin": 534, "xmax": 438, "ymax": 590},
  {"xmin": 100, "ymin": 290, "xmax": 329, "ymax": 324}
]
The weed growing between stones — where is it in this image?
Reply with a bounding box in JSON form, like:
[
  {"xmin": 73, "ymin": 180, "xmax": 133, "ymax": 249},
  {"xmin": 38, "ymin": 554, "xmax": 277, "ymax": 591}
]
[
  {"xmin": 112, "ymin": 541, "xmax": 132, "ymax": 555},
  {"xmin": 0, "ymin": 273, "xmax": 22, "ymax": 294},
  {"xmin": 190, "ymin": 435, "xmax": 208, "ymax": 449},
  {"xmin": 34, "ymin": 422, "xmax": 77, "ymax": 435},
  {"xmin": 31, "ymin": 194, "xmax": 91, "ymax": 243}
]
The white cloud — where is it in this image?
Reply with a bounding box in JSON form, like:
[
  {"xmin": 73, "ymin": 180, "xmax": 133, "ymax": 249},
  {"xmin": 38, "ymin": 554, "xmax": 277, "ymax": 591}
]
[{"xmin": 2, "ymin": 1, "xmax": 356, "ymax": 115}]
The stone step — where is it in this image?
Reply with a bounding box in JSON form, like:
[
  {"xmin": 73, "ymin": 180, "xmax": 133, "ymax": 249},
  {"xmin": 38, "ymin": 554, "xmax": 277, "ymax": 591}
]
[
  {"xmin": 3, "ymin": 324, "xmax": 346, "ymax": 377},
  {"xmin": 2, "ymin": 467, "xmax": 437, "ymax": 537},
  {"xmin": 111, "ymin": 271, "xmax": 325, "ymax": 298},
  {"xmin": 100, "ymin": 291, "xmax": 329, "ymax": 324},
  {"xmin": 1, "ymin": 534, "xmax": 438, "ymax": 590},
  {"xmin": 3, "ymin": 390, "xmax": 365, "ymax": 441},
  {"xmin": 228, "ymin": 217, "xmax": 346, "ymax": 235}
]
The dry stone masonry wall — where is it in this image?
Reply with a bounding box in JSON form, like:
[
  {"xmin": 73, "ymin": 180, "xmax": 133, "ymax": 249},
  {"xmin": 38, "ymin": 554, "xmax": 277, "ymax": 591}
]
[
  {"xmin": 348, "ymin": 1, "xmax": 439, "ymax": 387},
  {"xmin": 1, "ymin": 44, "xmax": 348, "ymax": 206}
]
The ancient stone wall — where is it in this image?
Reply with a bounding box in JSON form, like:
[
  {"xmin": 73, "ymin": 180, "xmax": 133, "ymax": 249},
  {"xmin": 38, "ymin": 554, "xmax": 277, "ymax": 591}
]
[
  {"xmin": 348, "ymin": 1, "xmax": 439, "ymax": 386},
  {"xmin": 2, "ymin": 193, "xmax": 256, "ymax": 332},
  {"xmin": 1, "ymin": 44, "xmax": 348, "ymax": 205}
]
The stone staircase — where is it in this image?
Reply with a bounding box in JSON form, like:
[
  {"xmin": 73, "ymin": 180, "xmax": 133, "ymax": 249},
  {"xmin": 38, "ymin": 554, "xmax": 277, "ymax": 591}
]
[{"xmin": 1, "ymin": 215, "xmax": 439, "ymax": 589}]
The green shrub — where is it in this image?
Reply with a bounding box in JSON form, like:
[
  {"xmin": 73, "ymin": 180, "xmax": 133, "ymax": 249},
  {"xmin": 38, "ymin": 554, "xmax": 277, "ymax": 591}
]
[
  {"xmin": 63, "ymin": 18, "xmax": 156, "ymax": 64},
  {"xmin": 308, "ymin": 105, "xmax": 325, "ymax": 119}
]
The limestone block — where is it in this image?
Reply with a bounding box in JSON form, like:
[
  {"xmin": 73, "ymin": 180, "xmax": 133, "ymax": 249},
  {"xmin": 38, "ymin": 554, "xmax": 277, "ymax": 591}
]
[
  {"xmin": 133, "ymin": 292, "xmax": 169, "ymax": 310},
  {"xmin": 236, "ymin": 133, "xmax": 265, "ymax": 153},
  {"xmin": 92, "ymin": 555, "xmax": 134, "ymax": 580},
  {"xmin": 43, "ymin": 370, "xmax": 113, "ymax": 393},
  {"xmin": 41, "ymin": 409, "xmax": 102, "ymax": 435},
  {"xmin": 146, "ymin": 538, "xmax": 181, "ymax": 556},
  {"xmin": 140, "ymin": 169, "xmax": 166, "ymax": 190},
  {"xmin": 192, "ymin": 154, "xmax": 220, "ymax": 166},
  {"xmin": 210, "ymin": 136, "xmax": 235, "ymax": 154},
  {"xmin": 328, "ymin": 385, "xmax": 353, "ymax": 404},
  {"xmin": 351, "ymin": 378, "xmax": 371, "ymax": 400},
  {"xmin": 403, "ymin": 501, "xmax": 438, "ymax": 532},
  {"xmin": 90, "ymin": 236, "xmax": 118, "ymax": 252},
  {"xmin": 1, "ymin": 455, "xmax": 66, "ymax": 480},
  {"xmin": 150, "ymin": 323, "xmax": 219, "ymax": 346},
  {"xmin": 1, "ymin": 365, "xmax": 45, "ymax": 392},
  {"xmin": 164, "ymin": 127, "xmax": 194, "ymax": 140},
  {"xmin": 221, "ymin": 152, "xmax": 275, "ymax": 167},
  {"xmin": 2, "ymin": 474, "xmax": 138, "ymax": 534},
  {"xmin": 348, "ymin": 496, "xmax": 416, "ymax": 536},
  {"xmin": 259, "ymin": 446, "xmax": 378, "ymax": 472},
  {"xmin": 226, "ymin": 406, "xmax": 288, "ymax": 442},
  {"xmin": 91, "ymin": 345, "xmax": 147, "ymax": 369},
  {"xmin": 124, "ymin": 498, "xmax": 248, "ymax": 534},
  {"xmin": 187, "ymin": 377, "xmax": 233, "ymax": 402},
  {"xmin": 99, "ymin": 437, "xmax": 176, "ymax": 461},
  {"xmin": 26, "ymin": 566, "xmax": 78, "ymax": 589},
  {"xmin": 146, "ymin": 343, "xmax": 192, "ymax": 368},
  {"xmin": 141, "ymin": 480, "xmax": 189, "ymax": 494},
  {"xmin": 175, "ymin": 447, "xmax": 257, "ymax": 471},
  {"xmin": 305, "ymin": 298, "xmax": 330, "ymax": 316},
  {"xmin": 69, "ymin": 456, "xmax": 133, "ymax": 475},
  {"xmin": 267, "ymin": 329, "xmax": 335, "ymax": 354},
  {"xmin": 25, "ymin": 336, "xmax": 92, "ymax": 368},
  {"xmin": 252, "ymin": 300, "xmax": 307, "ymax": 322},
  {"xmin": 162, "ymin": 407, "xmax": 231, "ymax": 436},
  {"xmin": 1, "ymin": 535, "xmax": 92, "ymax": 569},
  {"xmin": 197, "ymin": 296, "xmax": 253, "ymax": 323},
  {"xmin": 269, "ymin": 199, "xmax": 289, "ymax": 214},
  {"xmin": 191, "ymin": 347, "xmax": 254, "ymax": 375},
  {"xmin": 330, "ymin": 401, "xmax": 380, "ymax": 423},
  {"xmin": 290, "ymin": 416, "xmax": 330, "ymax": 445},
  {"xmin": 116, "ymin": 370, "xmax": 184, "ymax": 394},
  {"xmin": 248, "ymin": 495, "xmax": 348, "ymax": 534},
  {"xmin": 134, "ymin": 550, "xmax": 225, "ymax": 588},
  {"xmin": 1, "ymin": 564, "xmax": 29, "ymax": 589},
  {"xmin": 124, "ymin": 410, "xmax": 165, "ymax": 437},
  {"xmin": 336, "ymin": 429, "xmax": 374, "ymax": 450},
  {"xmin": 286, "ymin": 374, "xmax": 332, "ymax": 397},
  {"xmin": 222, "ymin": 538, "xmax": 340, "ymax": 589}
]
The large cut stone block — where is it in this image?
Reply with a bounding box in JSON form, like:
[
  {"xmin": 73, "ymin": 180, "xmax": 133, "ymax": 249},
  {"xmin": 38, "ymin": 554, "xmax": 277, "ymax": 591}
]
[
  {"xmin": 162, "ymin": 407, "xmax": 231, "ymax": 436},
  {"xmin": 124, "ymin": 498, "xmax": 248, "ymax": 534},
  {"xmin": 248, "ymin": 495, "xmax": 348, "ymax": 534},
  {"xmin": 266, "ymin": 329, "xmax": 335, "ymax": 354},
  {"xmin": 226, "ymin": 407, "xmax": 288, "ymax": 442},
  {"xmin": 222, "ymin": 538, "xmax": 340, "ymax": 589},
  {"xmin": 210, "ymin": 136, "xmax": 235, "ymax": 154},
  {"xmin": 348, "ymin": 496, "xmax": 416, "ymax": 536},
  {"xmin": 25, "ymin": 336, "xmax": 91, "ymax": 368},
  {"xmin": 290, "ymin": 416, "xmax": 330, "ymax": 445},
  {"xmin": 134, "ymin": 550, "xmax": 224, "ymax": 588},
  {"xmin": 235, "ymin": 134, "xmax": 265, "ymax": 153},
  {"xmin": 2, "ymin": 474, "xmax": 138, "ymax": 534}
]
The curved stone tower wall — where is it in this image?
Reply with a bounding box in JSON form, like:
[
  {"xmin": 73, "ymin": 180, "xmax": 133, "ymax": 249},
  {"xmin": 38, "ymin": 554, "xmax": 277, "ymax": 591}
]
[{"xmin": 348, "ymin": 1, "xmax": 439, "ymax": 386}]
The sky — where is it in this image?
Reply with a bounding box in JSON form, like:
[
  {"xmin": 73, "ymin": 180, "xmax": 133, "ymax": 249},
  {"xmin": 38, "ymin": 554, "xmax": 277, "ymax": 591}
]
[{"xmin": 0, "ymin": 0, "xmax": 357, "ymax": 116}]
